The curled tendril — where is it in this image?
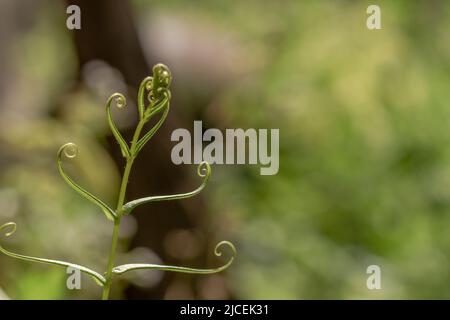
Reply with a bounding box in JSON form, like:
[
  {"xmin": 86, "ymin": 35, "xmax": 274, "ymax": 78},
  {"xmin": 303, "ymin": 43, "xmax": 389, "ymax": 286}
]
[
  {"xmin": 0, "ymin": 222, "xmax": 106, "ymax": 286},
  {"xmin": 137, "ymin": 76, "xmax": 153, "ymax": 120},
  {"xmin": 122, "ymin": 161, "xmax": 211, "ymax": 214},
  {"xmin": 112, "ymin": 240, "xmax": 236, "ymax": 275},
  {"xmin": 1, "ymin": 222, "xmax": 16, "ymax": 237},
  {"xmin": 57, "ymin": 143, "xmax": 117, "ymax": 221},
  {"xmin": 106, "ymin": 93, "xmax": 131, "ymax": 159},
  {"xmin": 197, "ymin": 160, "xmax": 212, "ymax": 177}
]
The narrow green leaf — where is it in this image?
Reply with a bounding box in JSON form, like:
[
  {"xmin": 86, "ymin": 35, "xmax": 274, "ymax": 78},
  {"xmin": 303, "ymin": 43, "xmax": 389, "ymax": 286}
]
[
  {"xmin": 137, "ymin": 76, "xmax": 153, "ymax": 120},
  {"xmin": 112, "ymin": 241, "xmax": 236, "ymax": 275},
  {"xmin": 106, "ymin": 93, "xmax": 131, "ymax": 159},
  {"xmin": 0, "ymin": 222, "xmax": 106, "ymax": 286},
  {"xmin": 122, "ymin": 161, "xmax": 211, "ymax": 214},
  {"xmin": 57, "ymin": 143, "xmax": 116, "ymax": 221}
]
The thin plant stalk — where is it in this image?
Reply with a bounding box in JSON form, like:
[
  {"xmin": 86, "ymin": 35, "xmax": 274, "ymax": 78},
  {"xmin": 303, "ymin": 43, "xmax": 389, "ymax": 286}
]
[{"xmin": 102, "ymin": 119, "xmax": 144, "ymax": 300}]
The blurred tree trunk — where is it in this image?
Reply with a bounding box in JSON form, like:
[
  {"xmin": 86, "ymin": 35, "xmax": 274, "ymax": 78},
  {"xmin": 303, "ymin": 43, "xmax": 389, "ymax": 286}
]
[{"xmin": 66, "ymin": 0, "xmax": 212, "ymax": 299}]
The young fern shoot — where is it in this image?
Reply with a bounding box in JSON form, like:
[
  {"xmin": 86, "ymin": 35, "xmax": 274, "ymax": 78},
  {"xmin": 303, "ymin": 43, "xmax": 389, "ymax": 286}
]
[{"xmin": 0, "ymin": 63, "xmax": 236, "ymax": 300}]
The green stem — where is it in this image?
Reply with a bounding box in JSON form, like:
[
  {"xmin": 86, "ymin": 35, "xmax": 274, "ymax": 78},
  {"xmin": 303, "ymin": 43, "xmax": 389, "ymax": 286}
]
[
  {"xmin": 102, "ymin": 217, "xmax": 121, "ymax": 299},
  {"xmin": 101, "ymin": 118, "xmax": 146, "ymax": 300}
]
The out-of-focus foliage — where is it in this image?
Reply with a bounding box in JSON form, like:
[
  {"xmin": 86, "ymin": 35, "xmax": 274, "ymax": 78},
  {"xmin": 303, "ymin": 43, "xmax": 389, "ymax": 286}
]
[{"xmin": 135, "ymin": 0, "xmax": 450, "ymax": 298}]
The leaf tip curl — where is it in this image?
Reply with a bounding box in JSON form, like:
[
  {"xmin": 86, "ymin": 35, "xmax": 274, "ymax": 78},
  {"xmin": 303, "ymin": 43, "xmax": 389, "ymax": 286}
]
[
  {"xmin": 58, "ymin": 142, "xmax": 78, "ymax": 160},
  {"xmin": 197, "ymin": 161, "xmax": 211, "ymax": 178},
  {"xmin": 0, "ymin": 222, "xmax": 17, "ymax": 238}
]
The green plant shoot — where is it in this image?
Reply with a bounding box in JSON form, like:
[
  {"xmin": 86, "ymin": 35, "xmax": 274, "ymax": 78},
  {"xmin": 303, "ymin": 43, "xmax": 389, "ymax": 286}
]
[{"xmin": 0, "ymin": 63, "xmax": 236, "ymax": 300}]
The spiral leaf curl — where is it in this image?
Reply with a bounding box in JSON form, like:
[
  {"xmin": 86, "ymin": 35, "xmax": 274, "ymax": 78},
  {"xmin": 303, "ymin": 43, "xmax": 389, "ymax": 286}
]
[
  {"xmin": 0, "ymin": 222, "xmax": 106, "ymax": 286},
  {"xmin": 57, "ymin": 143, "xmax": 116, "ymax": 221},
  {"xmin": 122, "ymin": 161, "xmax": 211, "ymax": 214},
  {"xmin": 112, "ymin": 240, "xmax": 235, "ymax": 275},
  {"xmin": 106, "ymin": 93, "xmax": 131, "ymax": 159}
]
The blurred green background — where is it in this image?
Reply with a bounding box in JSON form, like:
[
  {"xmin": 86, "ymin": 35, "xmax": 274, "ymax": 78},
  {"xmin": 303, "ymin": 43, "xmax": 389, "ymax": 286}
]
[{"xmin": 1, "ymin": 0, "xmax": 450, "ymax": 299}]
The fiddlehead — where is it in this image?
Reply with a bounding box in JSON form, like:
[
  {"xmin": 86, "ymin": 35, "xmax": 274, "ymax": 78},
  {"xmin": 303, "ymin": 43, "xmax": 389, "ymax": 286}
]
[
  {"xmin": 130, "ymin": 64, "xmax": 172, "ymax": 157},
  {"xmin": 0, "ymin": 222, "xmax": 106, "ymax": 286},
  {"xmin": 122, "ymin": 161, "xmax": 211, "ymax": 214},
  {"xmin": 112, "ymin": 240, "xmax": 236, "ymax": 275},
  {"xmin": 150, "ymin": 63, "xmax": 172, "ymax": 102},
  {"xmin": 106, "ymin": 93, "xmax": 131, "ymax": 159},
  {"xmin": 142, "ymin": 63, "xmax": 171, "ymax": 121},
  {"xmin": 57, "ymin": 143, "xmax": 117, "ymax": 221}
]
